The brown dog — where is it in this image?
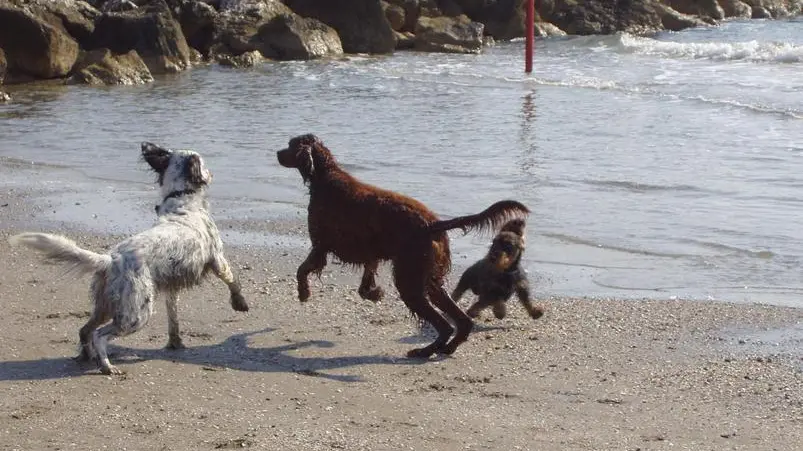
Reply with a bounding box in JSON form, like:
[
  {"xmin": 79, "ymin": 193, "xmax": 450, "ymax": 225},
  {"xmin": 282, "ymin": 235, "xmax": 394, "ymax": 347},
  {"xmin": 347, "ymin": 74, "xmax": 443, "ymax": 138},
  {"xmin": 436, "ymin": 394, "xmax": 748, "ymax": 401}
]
[
  {"xmin": 276, "ymin": 134, "xmax": 529, "ymax": 358},
  {"xmin": 452, "ymin": 219, "xmax": 544, "ymax": 320}
]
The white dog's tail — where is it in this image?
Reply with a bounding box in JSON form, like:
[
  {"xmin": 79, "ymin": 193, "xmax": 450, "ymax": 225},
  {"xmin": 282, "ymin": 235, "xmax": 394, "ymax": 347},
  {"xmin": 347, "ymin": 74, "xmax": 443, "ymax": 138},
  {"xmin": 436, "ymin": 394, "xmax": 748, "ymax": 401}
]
[{"xmin": 9, "ymin": 232, "xmax": 113, "ymax": 275}]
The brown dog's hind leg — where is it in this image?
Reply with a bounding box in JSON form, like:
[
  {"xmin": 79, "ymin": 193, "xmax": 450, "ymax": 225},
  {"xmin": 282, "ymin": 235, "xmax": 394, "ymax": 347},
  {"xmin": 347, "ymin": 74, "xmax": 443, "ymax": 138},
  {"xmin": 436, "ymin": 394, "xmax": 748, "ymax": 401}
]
[
  {"xmin": 428, "ymin": 285, "xmax": 473, "ymax": 355},
  {"xmin": 394, "ymin": 264, "xmax": 453, "ymax": 359},
  {"xmin": 297, "ymin": 248, "xmax": 327, "ymax": 302},
  {"xmin": 358, "ymin": 260, "xmax": 384, "ymax": 302}
]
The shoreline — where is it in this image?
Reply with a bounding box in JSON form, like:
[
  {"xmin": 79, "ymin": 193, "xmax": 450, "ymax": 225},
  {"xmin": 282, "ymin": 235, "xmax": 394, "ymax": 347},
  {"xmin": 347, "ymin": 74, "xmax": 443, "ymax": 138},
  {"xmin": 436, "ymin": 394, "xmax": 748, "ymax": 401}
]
[{"xmin": 1, "ymin": 182, "xmax": 803, "ymax": 449}]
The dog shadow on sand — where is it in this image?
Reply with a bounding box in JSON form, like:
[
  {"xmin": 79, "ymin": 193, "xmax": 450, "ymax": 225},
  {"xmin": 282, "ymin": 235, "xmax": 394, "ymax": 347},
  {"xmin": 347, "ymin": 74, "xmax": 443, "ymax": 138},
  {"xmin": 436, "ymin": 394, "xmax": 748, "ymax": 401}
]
[{"xmin": 0, "ymin": 327, "xmax": 451, "ymax": 383}]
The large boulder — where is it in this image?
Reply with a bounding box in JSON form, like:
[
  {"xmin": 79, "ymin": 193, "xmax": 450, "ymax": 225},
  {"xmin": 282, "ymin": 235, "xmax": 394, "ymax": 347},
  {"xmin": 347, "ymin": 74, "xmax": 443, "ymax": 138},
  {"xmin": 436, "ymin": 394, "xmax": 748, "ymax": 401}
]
[
  {"xmin": 386, "ymin": 0, "xmax": 420, "ymax": 32},
  {"xmin": 17, "ymin": 0, "xmax": 101, "ymax": 48},
  {"xmin": 663, "ymin": 0, "xmax": 724, "ymax": 21},
  {"xmin": 719, "ymin": 0, "xmax": 753, "ymax": 17},
  {"xmin": 0, "ymin": 3, "xmax": 81, "ymax": 80},
  {"xmin": 214, "ymin": 0, "xmax": 342, "ymax": 59},
  {"xmin": 414, "ymin": 14, "xmax": 484, "ymax": 54},
  {"xmin": 537, "ymin": 0, "xmax": 705, "ymax": 35},
  {"xmin": 68, "ymin": 48, "xmax": 154, "ymax": 84},
  {"xmin": 382, "ymin": 0, "xmax": 406, "ymax": 31},
  {"xmin": 169, "ymin": 0, "xmax": 219, "ymax": 56},
  {"xmin": 255, "ymin": 13, "xmax": 343, "ymax": 59},
  {"xmin": 454, "ymin": 0, "xmax": 529, "ymax": 40},
  {"xmin": 742, "ymin": 0, "xmax": 803, "ymax": 18},
  {"xmin": 282, "ymin": 0, "xmax": 396, "ymax": 54},
  {"xmin": 90, "ymin": 0, "xmax": 192, "ymax": 74},
  {"xmin": 0, "ymin": 47, "xmax": 6, "ymax": 84}
]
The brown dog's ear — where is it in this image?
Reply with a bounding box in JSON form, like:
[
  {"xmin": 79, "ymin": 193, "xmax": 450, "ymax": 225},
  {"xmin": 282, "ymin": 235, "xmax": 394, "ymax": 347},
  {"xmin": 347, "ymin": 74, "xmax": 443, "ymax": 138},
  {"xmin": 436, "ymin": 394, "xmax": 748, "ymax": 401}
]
[
  {"xmin": 298, "ymin": 145, "xmax": 315, "ymax": 182},
  {"xmin": 141, "ymin": 142, "xmax": 172, "ymax": 173},
  {"xmin": 184, "ymin": 154, "xmax": 208, "ymax": 186}
]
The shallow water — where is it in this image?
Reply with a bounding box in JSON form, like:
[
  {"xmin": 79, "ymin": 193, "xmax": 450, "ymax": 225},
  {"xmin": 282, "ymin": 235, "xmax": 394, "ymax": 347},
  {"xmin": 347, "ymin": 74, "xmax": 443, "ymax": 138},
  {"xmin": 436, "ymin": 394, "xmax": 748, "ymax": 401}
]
[{"xmin": 2, "ymin": 19, "xmax": 803, "ymax": 306}]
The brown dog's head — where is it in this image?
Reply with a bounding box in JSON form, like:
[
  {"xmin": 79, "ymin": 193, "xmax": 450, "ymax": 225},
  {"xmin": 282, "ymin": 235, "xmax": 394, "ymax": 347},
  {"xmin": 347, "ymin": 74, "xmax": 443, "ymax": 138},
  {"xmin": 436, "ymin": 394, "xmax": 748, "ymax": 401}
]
[
  {"xmin": 276, "ymin": 134, "xmax": 331, "ymax": 184},
  {"xmin": 142, "ymin": 142, "xmax": 212, "ymax": 197},
  {"xmin": 487, "ymin": 219, "xmax": 526, "ymax": 272}
]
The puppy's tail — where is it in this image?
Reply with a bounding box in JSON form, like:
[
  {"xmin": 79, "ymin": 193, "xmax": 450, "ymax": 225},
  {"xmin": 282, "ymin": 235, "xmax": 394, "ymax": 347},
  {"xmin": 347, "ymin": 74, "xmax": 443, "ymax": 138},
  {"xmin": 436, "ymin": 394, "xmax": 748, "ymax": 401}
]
[
  {"xmin": 428, "ymin": 200, "xmax": 529, "ymax": 236},
  {"xmin": 8, "ymin": 232, "xmax": 112, "ymax": 276}
]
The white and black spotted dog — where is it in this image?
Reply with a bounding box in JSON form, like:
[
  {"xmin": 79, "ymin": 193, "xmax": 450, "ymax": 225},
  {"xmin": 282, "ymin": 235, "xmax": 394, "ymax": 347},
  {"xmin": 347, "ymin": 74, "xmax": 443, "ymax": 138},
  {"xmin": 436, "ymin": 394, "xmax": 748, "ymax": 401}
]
[{"xmin": 9, "ymin": 142, "xmax": 249, "ymax": 375}]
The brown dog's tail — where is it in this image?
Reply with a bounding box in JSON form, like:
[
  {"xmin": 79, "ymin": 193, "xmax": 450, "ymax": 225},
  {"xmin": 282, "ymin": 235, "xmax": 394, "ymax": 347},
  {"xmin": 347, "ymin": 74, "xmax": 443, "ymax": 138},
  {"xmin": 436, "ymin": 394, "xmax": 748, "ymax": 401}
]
[{"xmin": 429, "ymin": 200, "xmax": 529, "ymax": 236}]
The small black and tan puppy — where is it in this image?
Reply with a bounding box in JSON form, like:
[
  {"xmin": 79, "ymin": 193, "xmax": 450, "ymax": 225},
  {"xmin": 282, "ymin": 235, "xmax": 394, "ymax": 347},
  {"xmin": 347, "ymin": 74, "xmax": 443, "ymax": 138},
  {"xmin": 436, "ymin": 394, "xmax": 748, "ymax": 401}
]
[{"xmin": 452, "ymin": 219, "xmax": 544, "ymax": 320}]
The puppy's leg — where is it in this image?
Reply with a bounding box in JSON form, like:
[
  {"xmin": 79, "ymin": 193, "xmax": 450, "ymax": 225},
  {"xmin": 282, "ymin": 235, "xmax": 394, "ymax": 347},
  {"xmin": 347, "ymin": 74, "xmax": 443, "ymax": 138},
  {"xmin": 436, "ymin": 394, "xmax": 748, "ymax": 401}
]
[
  {"xmin": 428, "ymin": 284, "xmax": 473, "ymax": 355},
  {"xmin": 165, "ymin": 291, "xmax": 184, "ymax": 349},
  {"xmin": 515, "ymin": 278, "xmax": 544, "ymax": 319},
  {"xmin": 450, "ymin": 269, "xmax": 473, "ymax": 304},
  {"xmin": 358, "ymin": 260, "xmax": 384, "ymax": 302},
  {"xmin": 94, "ymin": 290, "xmax": 154, "ymax": 375},
  {"xmin": 297, "ymin": 248, "xmax": 327, "ymax": 302},
  {"xmin": 211, "ymin": 255, "xmax": 249, "ymax": 312},
  {"xmin": 466, "ymin": 296, "xmax": 494, "ymax": 319}
]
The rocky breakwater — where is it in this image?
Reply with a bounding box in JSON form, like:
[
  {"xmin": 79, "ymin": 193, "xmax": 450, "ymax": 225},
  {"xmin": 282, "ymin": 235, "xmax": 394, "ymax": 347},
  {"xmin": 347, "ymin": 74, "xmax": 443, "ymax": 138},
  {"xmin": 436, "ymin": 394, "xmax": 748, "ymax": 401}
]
[{"xmin": 0, "ymin": 0, "xmax": 800, "ymax": 95}]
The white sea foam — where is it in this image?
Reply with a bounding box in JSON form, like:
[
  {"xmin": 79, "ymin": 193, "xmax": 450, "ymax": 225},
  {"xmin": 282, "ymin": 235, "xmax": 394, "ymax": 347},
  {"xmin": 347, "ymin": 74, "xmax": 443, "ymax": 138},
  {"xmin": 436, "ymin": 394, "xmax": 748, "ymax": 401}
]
[{"xmin": 615, "ymin": 33, "xmax": 803, "ymax": 63}]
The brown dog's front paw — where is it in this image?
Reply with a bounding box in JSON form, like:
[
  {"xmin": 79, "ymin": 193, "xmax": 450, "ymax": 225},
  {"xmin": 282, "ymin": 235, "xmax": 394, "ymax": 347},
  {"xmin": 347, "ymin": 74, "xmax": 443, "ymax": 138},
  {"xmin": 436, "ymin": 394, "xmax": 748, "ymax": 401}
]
[
  {"xmin": 359, "ymin": 286, "xmax": 384, "ymax": 303},
  {"xmin": 231, "ymin": 292, "xmax": 249, "ymax": 312},
  {"xmin": 298, "ymin": 285, "xmax": 311, "ymax": 302},
  {"xmin": 528, "ymin": 305, "xmax": 545, "ymax": 319},
  {"xmin": 406, "ymin": 346, "xmax": 437, "ymax": 359}
]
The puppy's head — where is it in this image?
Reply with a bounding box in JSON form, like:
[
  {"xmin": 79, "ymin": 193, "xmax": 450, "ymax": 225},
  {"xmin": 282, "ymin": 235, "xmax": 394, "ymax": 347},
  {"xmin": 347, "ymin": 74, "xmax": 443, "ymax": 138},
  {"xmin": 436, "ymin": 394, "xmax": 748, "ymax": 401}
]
[
  {"xmin": 487, "ymin": 220, "xmax": 526, "ymax": 272},
  {"xmin": 276, "ymin": 134, "xmax": 328, "ymax": 183},
  {"xmin": 142, "ymin": 142, "xmax": 212, "ymax": 196}
]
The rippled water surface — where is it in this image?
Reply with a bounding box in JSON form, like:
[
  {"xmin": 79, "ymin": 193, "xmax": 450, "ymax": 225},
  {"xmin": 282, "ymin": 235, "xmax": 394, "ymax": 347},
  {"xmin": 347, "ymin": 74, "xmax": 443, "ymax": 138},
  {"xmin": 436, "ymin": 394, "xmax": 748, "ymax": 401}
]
[{"xmin": 2, "ymin": 19, "xmax": 802, "ymax": 305}]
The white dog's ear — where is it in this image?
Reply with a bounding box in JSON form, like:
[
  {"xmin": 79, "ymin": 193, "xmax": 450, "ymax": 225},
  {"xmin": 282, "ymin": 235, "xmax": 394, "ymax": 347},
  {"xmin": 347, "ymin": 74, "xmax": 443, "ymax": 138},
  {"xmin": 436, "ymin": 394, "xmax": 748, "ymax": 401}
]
[
  {"xmin": 141, "ymin": 142, "xmax": 172, "ymax": 173},
  {"xmin": 185, "ymin": 154, "xmax": 209, "ymax": 186}
]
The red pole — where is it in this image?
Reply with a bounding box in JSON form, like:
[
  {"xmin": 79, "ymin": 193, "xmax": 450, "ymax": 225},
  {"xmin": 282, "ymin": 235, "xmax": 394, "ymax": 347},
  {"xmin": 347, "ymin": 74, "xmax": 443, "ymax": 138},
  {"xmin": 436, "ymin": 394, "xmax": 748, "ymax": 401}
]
[{"xmin": 525, "ymin": 0, "xmax": 534, "ymax": 73}]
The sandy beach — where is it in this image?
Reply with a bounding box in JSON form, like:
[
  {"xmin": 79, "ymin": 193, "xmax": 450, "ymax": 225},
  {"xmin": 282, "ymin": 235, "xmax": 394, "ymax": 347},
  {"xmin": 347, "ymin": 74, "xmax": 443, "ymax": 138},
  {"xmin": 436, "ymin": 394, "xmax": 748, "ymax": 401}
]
[{"xmin": 0, "ymin": 185, "xmax": 801, "ymax": 451}]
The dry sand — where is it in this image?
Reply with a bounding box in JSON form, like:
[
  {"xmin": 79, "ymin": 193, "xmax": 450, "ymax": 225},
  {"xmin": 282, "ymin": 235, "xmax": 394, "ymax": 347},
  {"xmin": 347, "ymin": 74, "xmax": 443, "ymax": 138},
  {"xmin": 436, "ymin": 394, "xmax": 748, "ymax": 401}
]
[{"xmin": 0, "ymin": 187, "xmax": 801, "ymax": 451}]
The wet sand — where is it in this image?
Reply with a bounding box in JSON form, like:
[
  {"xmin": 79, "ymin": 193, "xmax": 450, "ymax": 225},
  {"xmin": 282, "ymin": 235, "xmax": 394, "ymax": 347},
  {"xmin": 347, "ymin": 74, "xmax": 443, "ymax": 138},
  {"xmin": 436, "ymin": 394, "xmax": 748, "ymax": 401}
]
[{"xmin": 0, "ymin": 183, "xmax": 801, "ymax": 451}]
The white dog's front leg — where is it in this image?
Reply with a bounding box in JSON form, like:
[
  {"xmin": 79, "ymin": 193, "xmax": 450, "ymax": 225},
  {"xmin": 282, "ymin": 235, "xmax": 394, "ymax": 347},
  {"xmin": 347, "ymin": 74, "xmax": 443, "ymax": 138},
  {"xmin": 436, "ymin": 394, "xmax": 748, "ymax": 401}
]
[
  {"xmin": 164, "ymin": 291, "xmax": 184, "ymax": 349},
  {"xmin": 212, "ymin": 256, "xmax": 249, "ymax": 312}
]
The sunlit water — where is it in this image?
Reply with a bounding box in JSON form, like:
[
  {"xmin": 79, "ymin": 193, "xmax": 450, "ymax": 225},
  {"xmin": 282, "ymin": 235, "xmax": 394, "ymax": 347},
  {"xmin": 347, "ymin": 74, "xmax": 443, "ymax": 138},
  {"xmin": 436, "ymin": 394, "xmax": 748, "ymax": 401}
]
[{"xmin": 2, "ymin": 19, "xmax": 802, "ymax": 306}]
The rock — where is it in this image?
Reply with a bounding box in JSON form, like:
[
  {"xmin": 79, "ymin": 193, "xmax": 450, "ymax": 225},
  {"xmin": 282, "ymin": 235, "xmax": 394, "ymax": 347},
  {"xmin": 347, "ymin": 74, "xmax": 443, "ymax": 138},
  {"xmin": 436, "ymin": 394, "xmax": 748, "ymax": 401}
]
[
  {"xmin": 68, "ymin": 48, "xmax": 154, "ymax": 84},
  {"xmin": 382, "ymin": 0, "xmax": 406, "ymax": 31},
  {"xmin": 656, "ymin": 3, "xmax": 709, "ymax": 32},
  {"xmin": 537, "ymin": 0, "xmax": 705, "ymax": 35},
  {"xmin": 414, "ymin": 14, "xmax": 484, "ymax": 54},
  {"xmin": 213, "ymin": 0, "xmax": 341, "ymax": 60},
  {"xmin": 719, "ymin": 0, "xmax": 753, "ymax": 18},
  {"xmin": 256, "ymin": 13, "xmax": 343, "ymax": 60},
  {"xmin": 0, "ymin": 47, "xmax": 6, "ymax": 84},
  {"xmin": 282, "ymin": 0, "xmax": 396, "ymax": 54},
  {"xmin": 0, "ymin": 91, "xmax": 9, "ymax": 102},
  {"xmin": 394, "ymin": 30, "xmax": 415, "ymax": 49},
  {"xmin": 386, "ymin": 0, "xmax": 419, "ymax": 32},
  {"xmin": 101, "ymin": 0, "xmax": 139, "ymax": 13},
  {"xmin": 22, "ymin": 0, "xmax": 101, "ymax": 48},
  {"xmin": 170, "ymin": 0, "xmax": 219, "ymax": 56},
  {"xmin": 453, "ymin": 0, "xmax": 530, "ymax": 40},
  {"xmin": 0, "ymin": 4, "xmax": 81, "ymax": 80},
  {"xmin": 215, "ymin": 48, "xmax": 263, "ymax": 66},
  {"xmin": 213, "ymin": 0, "xmax": 292, "ymax": 55},
  {"xmin": 534, "ymin": 21, "xmax": 566, "ymax": 37},
  {"xmin": 750, "ymin": 4, "xmax": 772, "ymax": 17},
  {"xmin": 743, "ymin": 0, "xmax": 803, "ymax": 18},
  {"xmin": 663, "ymin": 0, "xmax": 725, "ymax": 21},
  {"xmin": 90, "ymin": 0, "xmax": 192, "ymax": 74}
]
